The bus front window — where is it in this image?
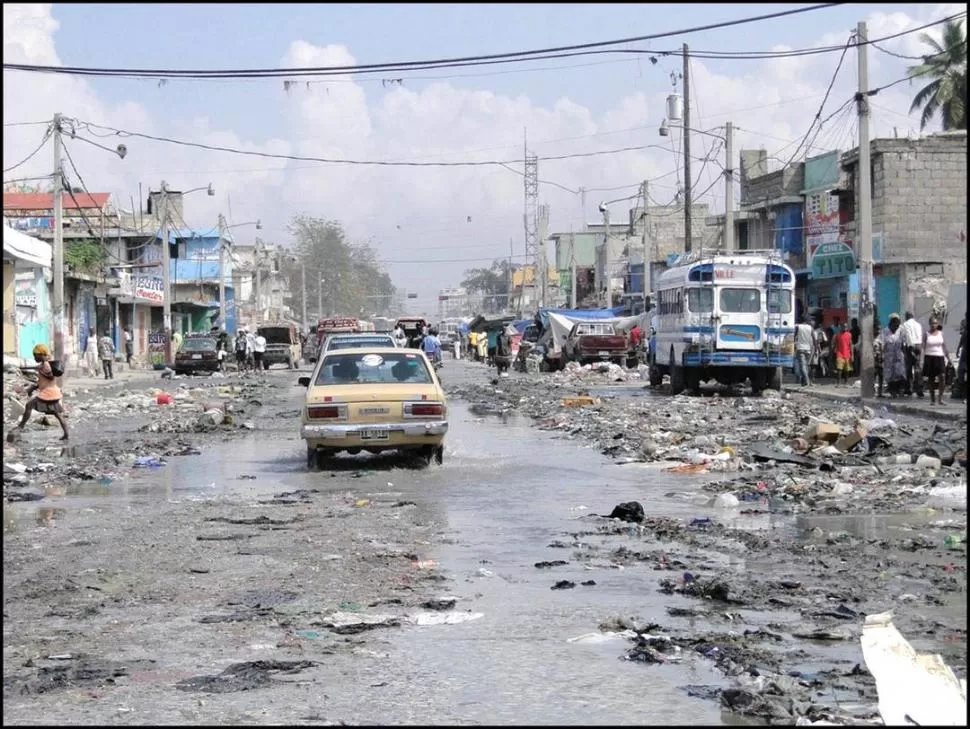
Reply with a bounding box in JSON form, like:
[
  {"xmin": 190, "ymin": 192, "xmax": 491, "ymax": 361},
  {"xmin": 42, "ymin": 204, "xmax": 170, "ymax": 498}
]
[
  {"xmin": 767, "ymin": 289, "xmax": 793, "ymax": 314},
  {"xmin": 687, "ymin": 288, "xmax": 714, "ymax": 313}
]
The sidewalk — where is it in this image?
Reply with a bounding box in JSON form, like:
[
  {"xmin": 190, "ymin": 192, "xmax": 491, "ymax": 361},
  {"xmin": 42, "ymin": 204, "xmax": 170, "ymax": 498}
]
[{"xmin": 784, "ymin": 381, "xmax": 966, "ymax": 423}]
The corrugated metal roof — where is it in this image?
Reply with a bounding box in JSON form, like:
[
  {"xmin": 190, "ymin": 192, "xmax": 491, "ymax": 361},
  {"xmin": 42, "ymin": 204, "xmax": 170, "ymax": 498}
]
[{"xmin": 3, "ymin": 192, "xmax": 111, "ymax": 211}]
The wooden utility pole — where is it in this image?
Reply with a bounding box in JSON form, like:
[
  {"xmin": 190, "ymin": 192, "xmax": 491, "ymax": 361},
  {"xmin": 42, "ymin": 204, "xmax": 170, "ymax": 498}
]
[
  {"xmin": 857, "ymin": 21, "xmax": 875, "ymax": 400},
  {"xmin": 51, "ymin": 113, "xmax": 65, "ymax": 368},
  {"xmin": 682, "ymin": 43, "xmax": 692, "ymax": 253}
]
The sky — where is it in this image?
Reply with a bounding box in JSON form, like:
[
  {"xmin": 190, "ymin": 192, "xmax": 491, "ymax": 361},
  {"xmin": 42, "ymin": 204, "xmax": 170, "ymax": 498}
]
[{"xmin": 3, "ymin": 3, "xmax": 964, "ymax": 316}]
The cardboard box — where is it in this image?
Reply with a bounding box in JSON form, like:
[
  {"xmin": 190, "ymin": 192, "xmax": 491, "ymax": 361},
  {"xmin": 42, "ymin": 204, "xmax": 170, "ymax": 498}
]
[
  {"xmin": 835, "ymin": 426, "xmax": 868, "ymax": 453},
  {"xmin": 804, "ymin": 422, "xmax": 841, "ymax": 444}
]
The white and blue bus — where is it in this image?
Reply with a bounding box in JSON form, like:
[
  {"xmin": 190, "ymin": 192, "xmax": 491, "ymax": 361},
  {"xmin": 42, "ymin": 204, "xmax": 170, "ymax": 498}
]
[{"xmin": 649, "ymin": 251, "xmax": 796, "ymax": 395}]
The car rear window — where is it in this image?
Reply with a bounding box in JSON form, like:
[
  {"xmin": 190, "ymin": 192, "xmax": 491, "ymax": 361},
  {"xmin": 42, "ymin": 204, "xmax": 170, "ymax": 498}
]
[
  {"xmin": 328, "ymin": 337, "xmax": 395, "ymax": 351},
  {"xmin": 181, "ymin": 338, "xmax": 217, "ymax": 352},
  {"xmin": 316, "ymin": 352, "xmax": 432, "ymax": 385}
]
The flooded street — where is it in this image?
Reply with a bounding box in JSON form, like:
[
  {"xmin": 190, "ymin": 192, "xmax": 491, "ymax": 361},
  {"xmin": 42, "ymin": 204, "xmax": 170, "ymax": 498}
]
[{"xmin": 3, "ymin": 361, "xmax": 966, "ymax": 725}]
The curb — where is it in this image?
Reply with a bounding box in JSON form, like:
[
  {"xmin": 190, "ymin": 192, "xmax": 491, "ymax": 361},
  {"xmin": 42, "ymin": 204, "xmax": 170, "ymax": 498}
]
[{"xmin": 783, "ymin": 386, "xmax": 966, "ymax": 424}]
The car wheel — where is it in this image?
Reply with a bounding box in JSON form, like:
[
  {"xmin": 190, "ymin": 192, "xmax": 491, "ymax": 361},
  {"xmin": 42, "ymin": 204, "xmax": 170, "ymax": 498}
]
[
  {"xmin": 306, "ymin": 446, "xmax": 317, "ymax": 470},
  {"xmin": 433, "ymin": 445, "xmax": 444, "ymax": 465}
]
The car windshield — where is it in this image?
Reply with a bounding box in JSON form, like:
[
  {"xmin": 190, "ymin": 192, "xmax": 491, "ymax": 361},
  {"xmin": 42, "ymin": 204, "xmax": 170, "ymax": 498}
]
[
  {"xmin": 328, "ymin": 337, "xmax": 395, "ymax": 351},
  {"xmin": 181, "ymin": 338, "xmax": 217, "ymax": 352},
  {"xmin": 316, "ymin": 351, "xmax": 432, "ymax": 385}
]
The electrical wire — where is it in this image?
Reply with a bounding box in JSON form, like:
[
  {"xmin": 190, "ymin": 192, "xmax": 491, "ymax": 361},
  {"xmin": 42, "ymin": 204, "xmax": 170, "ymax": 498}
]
[
  {"xmin": 871, "ymin": 37, "xmax": 966, "ymax": 62},
  {"xmin": 3, "ymin": 125, "xmax": 52, "ymax": 173},
  {"xmin": 2, "ymin": 5, "xmax": 843, "ymax": 79},
  {"xmin": 3, "ymin": 174, "xmax": 53, "ymax": 185},
  {"xmin": 3, "ymin": 120, "xmax": 53, "ymax": 128},
  {"xmin": 782, "ymin": 35, "xmax": 854, "ymax": 170}
]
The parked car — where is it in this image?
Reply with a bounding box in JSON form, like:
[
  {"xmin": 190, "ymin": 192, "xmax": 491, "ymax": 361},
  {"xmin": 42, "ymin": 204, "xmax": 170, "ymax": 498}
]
[
  {"xmin": 562, "ymin": 322, "xmax": 628, "ymax": 366},
  {"xmin": 299, "ymin": 347, "xmax": 447, "ymax": 469},
  {"xmin": 257, "ymin": 324, "xmax": 302, "ymax": 370},
  {"xmin": 323, "ymin": 333, "xmax": 397, "ymax": 355},
  {"xmin": 174, "ymin": 334, "xmax": 222, "ymax": 375}
]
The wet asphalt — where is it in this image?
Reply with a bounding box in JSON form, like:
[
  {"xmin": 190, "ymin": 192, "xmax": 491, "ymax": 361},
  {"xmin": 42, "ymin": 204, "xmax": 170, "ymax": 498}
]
[{"xmin": 5, "ymin": 360, "xmax": 964, "ymax": 724}]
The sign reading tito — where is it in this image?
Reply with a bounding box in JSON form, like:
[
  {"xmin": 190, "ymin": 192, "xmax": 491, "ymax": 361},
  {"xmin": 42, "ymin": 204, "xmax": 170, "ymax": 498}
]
[{"xmin": 805, "ymin": 191, "xmax": 855, "ymax": 280}]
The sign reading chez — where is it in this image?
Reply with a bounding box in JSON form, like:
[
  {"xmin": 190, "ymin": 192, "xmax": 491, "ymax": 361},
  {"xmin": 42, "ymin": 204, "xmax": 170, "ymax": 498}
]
[
  {"xmin": 134, "ymin": 275, "xmax": 164, "ymax": 304},
  {"xmin": 805, "ymin": 191, "xmax": 855, "ymax": 280}
]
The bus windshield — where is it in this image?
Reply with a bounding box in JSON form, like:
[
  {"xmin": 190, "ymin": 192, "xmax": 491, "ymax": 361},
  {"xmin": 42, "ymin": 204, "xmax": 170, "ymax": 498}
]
[
  {"xmin": 686, "ymin": 288, "xmax": 714, "ymax": 313},
  {"xmin": 767, "ymin": 289, "xmax": 793, "ymax": 314}
]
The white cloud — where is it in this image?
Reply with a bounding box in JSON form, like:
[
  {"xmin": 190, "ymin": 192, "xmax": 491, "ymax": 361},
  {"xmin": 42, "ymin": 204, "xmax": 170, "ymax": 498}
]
[{"xmin": 3, "ymin": 3, "xmax": 957, "ymax": 307}]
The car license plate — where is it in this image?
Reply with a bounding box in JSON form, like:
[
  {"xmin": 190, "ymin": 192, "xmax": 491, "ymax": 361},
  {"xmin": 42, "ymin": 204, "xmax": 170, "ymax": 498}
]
[
  {"xmin": 599, "ymin": 351, "xmax": 609, "ymax": 357},
  {"xmin": 360, "ymin": 429, "xmax": 389, "ymax": 441},
  {"xmin": 192, "ymin": 354, "xmax": 203, "ymax": 360}
]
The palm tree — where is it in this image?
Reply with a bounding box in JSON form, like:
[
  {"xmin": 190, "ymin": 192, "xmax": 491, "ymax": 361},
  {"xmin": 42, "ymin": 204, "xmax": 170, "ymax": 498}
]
[{"xmin": 907, "ymin": 19, "xmax": 967, "ymax": 131}]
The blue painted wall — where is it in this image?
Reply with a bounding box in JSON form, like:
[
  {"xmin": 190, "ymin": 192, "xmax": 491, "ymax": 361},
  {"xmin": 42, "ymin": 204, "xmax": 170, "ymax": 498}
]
[{"xmin": 774, "ymin": 204, "xmax": 803, "ymax": 254}]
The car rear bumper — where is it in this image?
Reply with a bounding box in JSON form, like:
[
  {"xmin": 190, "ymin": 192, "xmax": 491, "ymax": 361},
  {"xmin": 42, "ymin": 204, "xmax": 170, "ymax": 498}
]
[{"xmin": 301, "ymin": 420, "xmax": 449, "ymax": 440}]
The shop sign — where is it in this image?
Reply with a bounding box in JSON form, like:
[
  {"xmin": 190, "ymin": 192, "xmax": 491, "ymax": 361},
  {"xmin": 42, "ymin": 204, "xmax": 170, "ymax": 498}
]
[{"xmin": 134, "ymin": 275, "xmax": 164, "ymax": 304}]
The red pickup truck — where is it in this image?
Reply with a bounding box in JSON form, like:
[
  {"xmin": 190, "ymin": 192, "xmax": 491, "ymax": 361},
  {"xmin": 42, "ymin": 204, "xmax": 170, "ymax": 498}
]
[{"xmin": 562, "ymin": 322, "xmax": 629, "ymax": 366}]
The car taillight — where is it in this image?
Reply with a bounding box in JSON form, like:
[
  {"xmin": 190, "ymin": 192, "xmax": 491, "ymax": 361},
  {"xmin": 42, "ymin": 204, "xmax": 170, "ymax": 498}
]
[
  {"xmin": 307, "ymin": 405, "xmax": 341, "ymax": 419},
  {"xmin": 405, "ymin": 402, "xmax": 443, "ymax": 417}
]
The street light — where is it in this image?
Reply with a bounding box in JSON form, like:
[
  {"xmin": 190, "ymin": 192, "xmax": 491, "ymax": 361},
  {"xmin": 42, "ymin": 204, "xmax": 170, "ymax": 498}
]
[{"xmin": 658, "ymin": 120, "xmax": 736, "ymax": 252}]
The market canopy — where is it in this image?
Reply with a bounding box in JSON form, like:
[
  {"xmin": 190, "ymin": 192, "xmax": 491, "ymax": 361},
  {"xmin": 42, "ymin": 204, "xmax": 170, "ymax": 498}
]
[{"xmin": 3, "ymin": 221, "xmax": 52, "ymax": 268}]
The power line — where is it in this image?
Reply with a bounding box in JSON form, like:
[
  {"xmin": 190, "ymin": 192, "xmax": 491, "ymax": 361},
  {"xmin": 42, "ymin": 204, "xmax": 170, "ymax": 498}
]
[
  {"xmin": 871, "ymin": 36, "xmax": 967, "ymax": 62},
  {"xmin": 3, "ymin": 120, "xmax": 53, "ymax": 128},
  {"xmin": 782, "ymin": 35, "xmax": 854, "ymax": 170},
  {"xmin": 2, "ymin": 4, "xmax": 842, "ymax": 79},
  {"xmin": 3, "ymin": 125, "xmax": 52, "ymax": 173}
]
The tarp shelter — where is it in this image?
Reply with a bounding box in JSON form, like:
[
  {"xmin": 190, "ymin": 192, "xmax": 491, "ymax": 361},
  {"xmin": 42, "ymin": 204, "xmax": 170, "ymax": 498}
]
[
  {"xmin": 542, "ymin": 309, "xmax": 647, "ymax": 353},
  {"xmin": 3, "ymin": 221, "xmax": 52, "ymax": 267}
]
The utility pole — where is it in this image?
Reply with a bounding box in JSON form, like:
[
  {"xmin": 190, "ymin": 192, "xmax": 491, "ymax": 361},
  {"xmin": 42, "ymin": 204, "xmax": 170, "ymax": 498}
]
[
  {"xmin": 218, "ymin": 214, "xmax": 228, "ymax": 332},
  {"xmin": 317, "ymin": 276, "xmax": 323, "ymax": 322},
  {"xmin": 253, "ymin": 237, "xmax": 262, "ymax": 327},
  {"xmin": 603, "ymin": 207, "xmax": 611, "ymax": 307},
  {"xmin": 857, "ymin": 20, "xmax": 875, "ymax": 400},
  {"xmin": 300, "ymin": 264, "xmax": 307, "ymax": 332},
  {"xmin": 569, "ymin": 231, "xmax": 577, "ymax": 308},
  {"xmin": 579, "ymin": 187, "xmax": 587, "ymax": 232},
  {"xmin": 724, "ymin": 121, "xmax": 735, "ymax": 252},
  {"xmin": 641, "ymin": 180, "xmax": 651, "ymax": 308},
  {"xmin": 507, "ymin": 237, "xmax": 513, "ymax": 314},
  {"xmin": 538, "ymin": 204, "xmax": 549, "ymax": 307},
  {"xmin": 159, "ymin": 181, "xmax": 173, "ymax": 364},
  {"xmin": 51, "ymin": 113, "xmax": 65, "ymax": 368},
  {"xmin": 682, "ymin": 43, "xmax": 692, "ymax": 253}
]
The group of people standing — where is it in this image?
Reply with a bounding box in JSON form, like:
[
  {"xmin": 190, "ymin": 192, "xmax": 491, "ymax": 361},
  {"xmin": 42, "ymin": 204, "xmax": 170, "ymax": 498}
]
[
  {"xmin": 83, "ymin": 326, "xmax": 135, "ymax": 380},
  {"xmin": 793, "ymin": 310, "xmax": 963, "ymax": 405},
  {"xmin": 233, "ymin": 329, "xmax": 268, "ymax": 372}
]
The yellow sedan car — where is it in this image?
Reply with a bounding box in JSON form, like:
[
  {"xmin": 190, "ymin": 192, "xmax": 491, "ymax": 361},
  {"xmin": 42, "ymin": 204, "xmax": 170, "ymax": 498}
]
[{"xmin": 298, "ymin": 347, "xmax": 448, "ymax": 469}]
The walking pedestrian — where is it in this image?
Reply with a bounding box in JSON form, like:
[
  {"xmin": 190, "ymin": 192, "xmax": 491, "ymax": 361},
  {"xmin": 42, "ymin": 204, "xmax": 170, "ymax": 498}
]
[
  {"xmin": 833, "ymin": 322, "xmax": 853, "ymax": 387},
  {"xmin": 17, "ymin": 344, "xmax": 69, "ymax": 440},
  {"xmin": 955, "ymin": 313, "xmax": 967, "ymax": 402},
  {"xmin": 84, "ymin": 327, "xmax": 99, "ymax": 377},
  {"xmin": 922, "ymin": 317, "xmax": 950, "ymax": 405},
  {"xmin": 234, "ymin": 330, "xmax": 248, "ymax": 371},
  {"xmin": 881, "ymin": 314, "xmax": 907, "ymax": 398},
  {"xmin": 123, "ymin": 326, "xmax": 134, "ymax": 368},
  {"xmin": 253, "ymin": 331, "xmax": 267, "ymax": 372},
  {"xmin": 98, "ymin": 331, "xmax": 115, "ymax": 380},
  {"xmin": 793, "ymin": 316, "xmax": 814, "ymax": 387},
  {"xmin": 872, "ymin": 323, "xmax": 885, "ymax": 398},
  {"xmin": 850, "ymin": 317, "xmax": 862, "ymax": 375},
  {"xmin": 245, "ymin": 329, "xmax": 258, "ymax": 372},
  {"xmin": 900, "ymin": 312, "xmax": 923, "ymax": 397},
  {"xmin": 811, "ymin": 320, "xmax": 829, "ymax": 380}
]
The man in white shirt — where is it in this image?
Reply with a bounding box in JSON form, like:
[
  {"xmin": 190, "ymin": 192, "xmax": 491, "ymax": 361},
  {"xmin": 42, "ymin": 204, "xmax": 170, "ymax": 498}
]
[
  {"xmin": 84, "ymin": 327, "xmax": 99, "ymax": 377},
  {"xmin": 900, "ymin": 312, "xmax": 924, "ymax": 397},
  {"xmin": 253, "ymin": 332, "xmax": 267, "ymax": 372},
  {"xmin": 793, "ymin": 316, "xmax": 814, "ymax": 387}
]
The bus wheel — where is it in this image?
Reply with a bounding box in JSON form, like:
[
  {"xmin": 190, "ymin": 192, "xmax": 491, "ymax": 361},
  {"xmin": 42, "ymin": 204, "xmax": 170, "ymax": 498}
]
[
  {"xmin": 669, "ymin": 348, "xmax": 686, "ymax": 396},
  {"xmin": 768, "ymin": 366, "xmax": 782, "ymax": 391},
  {"xmin": 686, "ymin": 369, "xmax": 702, "ymax": 394},
  {"xmin": 750, "ymin": 370, "xmax": 767, "ymax": 396}
]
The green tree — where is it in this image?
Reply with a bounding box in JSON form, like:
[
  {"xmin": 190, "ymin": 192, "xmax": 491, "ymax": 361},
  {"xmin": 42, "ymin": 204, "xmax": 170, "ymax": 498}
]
[
  {"xmin": 282, "ymin": 215, "xmax": 398, "ymax": 323},
  {"xmin": 461, "ymin": 259, "xmax": 512, "ymax": 314},
  {"xmin": 908, "ymin": 19, "xmax": 967, "ymax": 131}
]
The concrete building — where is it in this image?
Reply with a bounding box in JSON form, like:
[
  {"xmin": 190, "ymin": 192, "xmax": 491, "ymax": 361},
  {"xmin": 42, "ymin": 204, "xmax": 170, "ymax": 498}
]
[
  {"xmin": 2, "ymin": 191, "xmax": 165, "ymax": 369},
  {"xmin": 739, "ymin": 131, "xmax": 967, "ymax": 327},
  {"xmin": 232, "ymin": 241, "xmax": 291, "ymax": 329},
  {"xmin": 437, "ymin": 287, "xmax": 468, "ymax": 320},
  {"xmin": 2, "ymin": 221, "xmax": 53, "ymax": 362}
]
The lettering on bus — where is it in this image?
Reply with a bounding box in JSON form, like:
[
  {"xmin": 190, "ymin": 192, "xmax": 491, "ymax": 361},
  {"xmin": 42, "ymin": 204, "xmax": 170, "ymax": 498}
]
[{"xmin": 714, "ymin": 269, "xmax": 735, "ymax": 280}]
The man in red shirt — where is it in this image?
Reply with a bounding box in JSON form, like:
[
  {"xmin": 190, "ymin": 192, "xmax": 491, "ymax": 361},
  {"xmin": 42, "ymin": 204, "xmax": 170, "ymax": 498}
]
[
  {"xmin": 630, "ymin": 325, "xmax": 643, "ymax": 347},
  {"xmin": 833, "ymin": 322, "xmax": 853, "ymax": 387}
]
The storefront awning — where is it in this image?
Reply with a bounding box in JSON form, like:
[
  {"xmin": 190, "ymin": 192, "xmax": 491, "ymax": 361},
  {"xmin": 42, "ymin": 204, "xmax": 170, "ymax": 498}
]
[{"xmin": 3, "ymin": 221, "xmax": 52, "ymax": 268}]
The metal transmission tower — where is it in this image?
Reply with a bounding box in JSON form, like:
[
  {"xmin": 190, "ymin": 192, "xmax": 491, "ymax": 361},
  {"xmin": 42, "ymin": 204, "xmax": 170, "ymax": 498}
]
[{"xmin": 523, "ymin": 145, "xmax": 540, "ymax": 282}]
